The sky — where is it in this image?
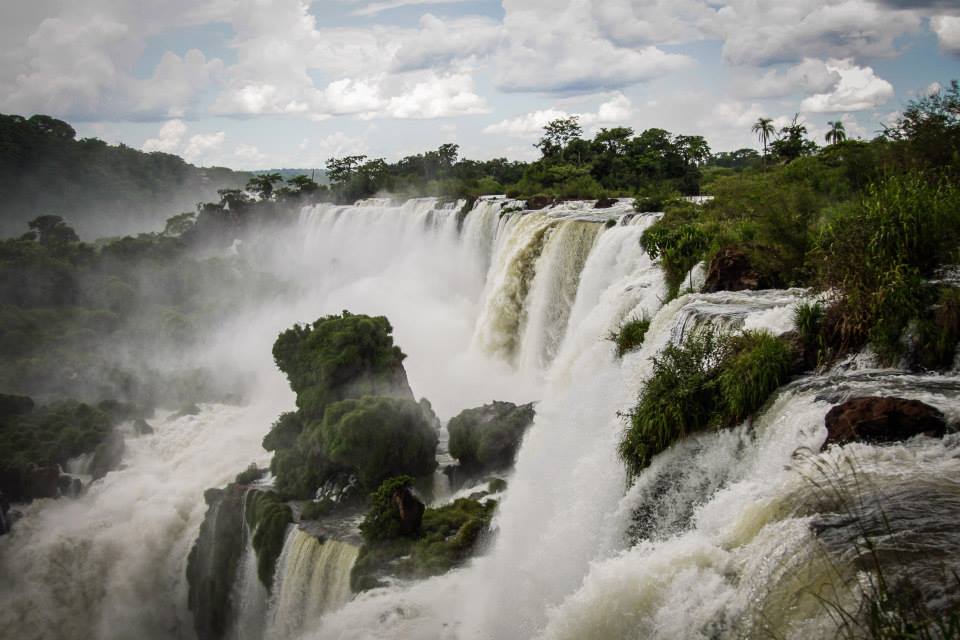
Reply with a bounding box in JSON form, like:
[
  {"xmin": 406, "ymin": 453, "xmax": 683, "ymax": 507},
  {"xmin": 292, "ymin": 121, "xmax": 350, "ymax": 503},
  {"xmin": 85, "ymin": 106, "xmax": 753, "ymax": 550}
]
[{"xmin": 0, "ymin": 0, "xmax": 958, "ymax": 170}]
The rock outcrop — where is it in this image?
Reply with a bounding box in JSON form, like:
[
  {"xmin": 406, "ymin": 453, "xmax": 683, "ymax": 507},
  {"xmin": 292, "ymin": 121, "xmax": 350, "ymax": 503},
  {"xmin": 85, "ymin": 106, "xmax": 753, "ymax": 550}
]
[
  {"xmin": 447, "ymin": 401, "xmax": 535, "ymax": 482},
  {"xmin": 525, "ymin": 195, "xmax": 553, "ymax": 210},
  {"xmin": 186, "ymin": 484, "xmax": 247, "ymax": 640},
  {"xmin": 703, "ymin": 247, "xmax": 764, "ymax": 293},
  {"xmin": 392, "ymin": 485, "xmax": 424, "ymax": 536},
  {"xmin": 594, "ymin": 197, "xmax": 617, "ymax": 209},
  {"xmin": 822, "ymin": 396, "xmax": 947, "ymax": 449},
  {"xmin": 89, "ymin": 430, "xmax": 125, "ymax": 481}
]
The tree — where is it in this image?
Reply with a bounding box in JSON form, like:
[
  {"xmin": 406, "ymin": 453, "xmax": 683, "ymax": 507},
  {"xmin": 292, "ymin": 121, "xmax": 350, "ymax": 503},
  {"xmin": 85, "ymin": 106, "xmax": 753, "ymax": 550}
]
[
  {"xmin": 771, "ymin": 114, "xmax": 816, "ymax": 163},
  {"xmin": 825, "ymin": 120, "xmax": 847, "ymax": 145},
  {"xmin": 246, "ymin": 173, "xmax": 283, "ymax": 199},
  {"xmin": 325, "ymin": 156, "xmax": 368, "ymax": 185},
  {"xmin": 437, "ymin": 143, "xmax": 459, "ymax": 170},
  {"xmin": 535, "ymin": 116, "xmax": 583, "ymax": 160},
  {"xmin": 287, "ymin": 174, "xmax": 319, "ymax": 193},
  {"xmin": 752, "ymin": 117, "xmax": 776, "ymax": 168},
  {"xmin": 27, "ymin": 215, "xmax": 79, "ymax": 245}
]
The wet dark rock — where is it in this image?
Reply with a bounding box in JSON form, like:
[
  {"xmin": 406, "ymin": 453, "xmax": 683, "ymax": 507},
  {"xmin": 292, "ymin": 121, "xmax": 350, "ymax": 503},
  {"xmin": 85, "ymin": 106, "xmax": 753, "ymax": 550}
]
[
  {"xmin": 133, "ymin": 418, "xmax": 154, "ymax": 435},
  {"xmin": 57, "ymin": 474, "xmax": 83, "ymax": 498},
  {"xmin": 823, "ymin": 396, "xmax": 947, "ymax": 449},
  {"xmin": 779, "ymin": 330, "xmax": 810, "ymax": 374},
  {"xmin": 89, "ymin": 431, "xmax": 125, "ymax": 481},
  {"xmin": 0, "ymin": 490, "xmax": 9, "ymax": 535},
  {"xmin": 26, "ymin": 465, "xmax": 60, "ymax": 499},
  {"xmin": 594, "ymin": 197, "xmax": 617, "ymax": 209},
  {"xmin": 187, "ymin": 484, "xmax": 247, "ymax": 640},
  {"xmin": 447, "ymin": 401, "xmax": 535, "ymax": 478},
  {"xmin": 393, "ymin": 485, "xmax": 425, "ymax": 536},
  {"xmin": 703, "ymin": 246, "xmax": 764, "ymax": 293},
  {"xmin": 525, "ymin": 195, "xmax": 553, "ymax": 210}
]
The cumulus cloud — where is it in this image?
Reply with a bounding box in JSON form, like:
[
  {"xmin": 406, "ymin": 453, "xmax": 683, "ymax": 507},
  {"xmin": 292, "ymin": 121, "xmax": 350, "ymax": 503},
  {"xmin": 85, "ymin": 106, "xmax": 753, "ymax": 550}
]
[
  {"xmin": 134, "ymin": 49, "xmax": 223, "ymax": 118},
  {"xmin": 713, "ymin": 0, "xmax": 922, "ymax": 66},
  {"xmin": 183, "ymin": 131, "xmax": 226, "ymax": 164},
  {"xmin": 142, "ymin": 119, "xmax": 188, "ymax": 153},
  {"xmin": 733, "ymin": 58, "xmax": 841, "ymax": 99},
  {"xmin": 352, "ymin": 0, "xmax": 472, "ymax": 18},
  {"xmin": 931, "ymin": 15, "xmax": 960, "ymax": 55},
  {"xmin": 382, "ymin": 72, "xmax": 488, "ymax": 118},
  {"xmin": 484, "ymin": 93, "xmax": 634, "ymax": 136},
  {"xmin": 800, "ymin": 59, "xmax": 894, "ymax": 113}
]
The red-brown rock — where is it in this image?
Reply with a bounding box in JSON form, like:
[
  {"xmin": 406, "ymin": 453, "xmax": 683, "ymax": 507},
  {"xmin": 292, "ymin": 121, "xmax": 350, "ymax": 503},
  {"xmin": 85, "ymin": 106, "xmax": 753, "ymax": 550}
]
[
  {"xmin": 392, "ymin": 485, "xmax": 424, "ymax": 535},
  {"xmin": 822, "ymin": 396, "xmax": 947, "ymax": 449},
  {"xmin": 703, "ymin": 246, "xmax": 763, "ymax": 293}
]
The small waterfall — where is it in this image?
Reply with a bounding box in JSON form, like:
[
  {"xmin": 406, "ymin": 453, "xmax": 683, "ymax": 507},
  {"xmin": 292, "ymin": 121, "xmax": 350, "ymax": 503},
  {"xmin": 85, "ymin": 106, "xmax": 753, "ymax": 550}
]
[
  {"xmin": 264, "ymin": 529, "xmax": 358, "ymax": 639},
  {"xmin": 227, "ymin": 493, "xmax": 269, "ymax": 640},
  {"xmin": 517, "ymin": 219, "xmax": 603, "ymax": 373}
]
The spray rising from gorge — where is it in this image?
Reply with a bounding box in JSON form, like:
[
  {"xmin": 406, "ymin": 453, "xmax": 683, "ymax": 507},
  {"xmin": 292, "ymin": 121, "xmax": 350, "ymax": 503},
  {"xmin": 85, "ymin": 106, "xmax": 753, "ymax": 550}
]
[{"xmin": 1, "ymin": 194, "xmax": 958, "ymax": 640}]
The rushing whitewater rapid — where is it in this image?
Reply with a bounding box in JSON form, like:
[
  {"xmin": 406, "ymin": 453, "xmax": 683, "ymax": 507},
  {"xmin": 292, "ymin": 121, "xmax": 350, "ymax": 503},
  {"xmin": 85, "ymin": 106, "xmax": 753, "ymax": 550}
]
[{"xmin": 2, "ymin": 196, "xmax": 958, "ymax": 640}]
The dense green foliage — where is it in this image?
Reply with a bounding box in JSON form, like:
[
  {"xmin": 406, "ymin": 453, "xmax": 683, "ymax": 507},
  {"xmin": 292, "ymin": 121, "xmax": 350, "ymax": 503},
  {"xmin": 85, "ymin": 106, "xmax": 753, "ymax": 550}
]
[
  {"xmin": 0, "ymin": 398, "xmax": 112, "ymax": 500},
  {"xmin": 609, "ymin": 315, "xmax": 652, "ymax": 357},
  {"xmin": 271, "ymin": 311, "xmax": 411, "ymax": 420},
  {"xmin": 619, "ymin": 327, "xmax": 793, "ymax": 477},
  {"xmin": 0, "ymin": 114, "xmax": 248, "ymax": 238},
  {"xmin": 447, "ymin": 401, "xmax": 535, "ymax": 471},
  {"xmin": 244, "ymin": 490, "xmax": 293, "ymax": 589},
  {"xmin": 353, "ymin": 476, "xmax": 496, "ymax": 590},
  {"xmin": 265, "ymin": 313, "xmax": 439, "ymax": 500},
  {"xmin": 315, "ymin": 397, "xmax": 438, "ymax": 490}
]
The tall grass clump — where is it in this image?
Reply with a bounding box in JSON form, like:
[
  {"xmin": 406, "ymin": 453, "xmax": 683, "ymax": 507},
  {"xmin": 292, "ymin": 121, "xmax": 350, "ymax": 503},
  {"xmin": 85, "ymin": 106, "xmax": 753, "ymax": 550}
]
[
  {"xmin": 619, "ymin": 325, "xmax": 731, "ymax": 477},
  {"xmin": 816, "ymin": 173, "xmax": 960, "ymax": 361},
  {"xmin": 609, "ymin": 314, "xmax": 652, "ymax": 357},
  {"xmin": 913, "ymin": 286, "xmax": 960, "ymax": 370},
  {"xmin": 798, "ymin": 456, "xmax": 960, "ymax": 640},
  {"xmin": 640, "ymin": 220, "xmax": 708, "ymax": 299},
  {"xmin": 718, "ymin": 330, "xmax": 792, "ymax": 423},
  {"xmin": 620, "ymin": 326, "xmax": 794, "ymax": 477}
]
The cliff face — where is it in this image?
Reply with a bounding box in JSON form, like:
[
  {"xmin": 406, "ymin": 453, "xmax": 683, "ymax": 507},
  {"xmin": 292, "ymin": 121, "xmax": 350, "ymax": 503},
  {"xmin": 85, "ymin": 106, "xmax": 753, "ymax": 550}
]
[{"xmin": 186, "ymin": 484, "xmax": 247, "ymax": 640}]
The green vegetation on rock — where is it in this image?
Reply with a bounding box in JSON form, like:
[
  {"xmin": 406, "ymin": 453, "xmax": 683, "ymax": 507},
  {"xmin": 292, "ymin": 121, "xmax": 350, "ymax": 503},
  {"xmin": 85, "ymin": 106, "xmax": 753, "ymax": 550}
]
[
  {"xmin": 0, "ymin": 398, "xmax": 112, "ymax": 500},
  {"xmin": 352, "ymin": 476, "xmax": 496, "ymax": 591},
  {"xmin": 447, "ymin": 401, "xmax": 535, "ymax": 472},
  {"xmin": 619, "ymin": 326, "xmax": 793, "ymax": 477},
  {"xmin": 245, "ymin": 490, "xmax": 293, "ymax": 590},
  {"xmin": 609, "ymin": 314, "xmax": 652, "ymax": 357}
]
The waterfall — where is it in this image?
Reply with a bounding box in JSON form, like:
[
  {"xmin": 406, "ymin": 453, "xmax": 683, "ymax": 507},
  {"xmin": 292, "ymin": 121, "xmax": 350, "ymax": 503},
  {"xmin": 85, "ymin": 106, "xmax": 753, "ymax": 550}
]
[
  {"xmin": 264, "ymin": 529, "xmax": 358, "ymax": 639},
  {"xmin": 4, "ymin": 196, "xmax": 958, "ymax": 640}
]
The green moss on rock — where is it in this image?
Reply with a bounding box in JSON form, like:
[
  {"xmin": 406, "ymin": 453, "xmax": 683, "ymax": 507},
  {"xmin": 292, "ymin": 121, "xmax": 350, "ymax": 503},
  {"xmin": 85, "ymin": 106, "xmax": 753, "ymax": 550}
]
[{"xmin": 245, "ymin": 490, "xmax": 293, "ymax": 590}]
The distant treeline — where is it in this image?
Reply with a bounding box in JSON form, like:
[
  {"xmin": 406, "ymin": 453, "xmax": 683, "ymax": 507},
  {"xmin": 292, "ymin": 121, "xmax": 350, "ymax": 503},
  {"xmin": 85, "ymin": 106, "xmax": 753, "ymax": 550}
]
[{"xmin": 0, "ymin": 114, "xmax": 249, "ymax": 238}]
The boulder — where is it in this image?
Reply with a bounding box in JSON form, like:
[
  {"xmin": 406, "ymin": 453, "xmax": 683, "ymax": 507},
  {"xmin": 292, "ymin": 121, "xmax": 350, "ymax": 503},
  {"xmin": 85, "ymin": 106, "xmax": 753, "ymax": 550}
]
[
  {"xmin": 822, "ymin": 396, "xmax": 947, "ymax": 449},
  {"xmin": 57, "ymin": 474, "xmax": 83, "ymax": 498},
  {"xmin": 447, "ymin": 401, "xmax": 535, "ymax": 476},
  {"xmin": 703, "ymin": 246, "xmax": 763, "ymax": 293},
  {"xmin": 525, "ymin": 195, "xmax": 553, "ymax": 210},
  {"xmin": 392, "ymin": 485, "xmax": 425, "ymax": 536},
  {"xmin": 26, "ymin": 465, "xmax": 60, "ymax": 499},
  {"xmin": 89, "ymin": 431, "xmax": 125, "ymax": 481},
  {"xmin": 133, "ymin": 418, "xmax": 154, "ymax": 435},
  {"xmin": 594, "ymin": 197, "xmax": 618, "ymax": 209}
]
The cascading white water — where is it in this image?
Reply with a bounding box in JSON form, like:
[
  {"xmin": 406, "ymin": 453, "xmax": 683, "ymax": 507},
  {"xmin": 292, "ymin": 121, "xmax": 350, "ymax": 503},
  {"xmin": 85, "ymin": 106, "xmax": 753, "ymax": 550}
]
[
  {"xmin": 263, "ymin": 529, "xmax": 358, "ymax": 639},
  {"xmin": 5, "ymin": 195, "xmax": 958, "ymax": 640}
]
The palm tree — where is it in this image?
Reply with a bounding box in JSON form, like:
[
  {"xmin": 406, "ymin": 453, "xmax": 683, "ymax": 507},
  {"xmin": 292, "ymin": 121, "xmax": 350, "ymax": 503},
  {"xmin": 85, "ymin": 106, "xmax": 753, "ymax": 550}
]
[
  {"xmin": 825, "ymin": 120, "xmax": 847, "ymax": 145},
  {"xmin": 751, "ymin": 117, "xmax": 775, "ymax": 168}
]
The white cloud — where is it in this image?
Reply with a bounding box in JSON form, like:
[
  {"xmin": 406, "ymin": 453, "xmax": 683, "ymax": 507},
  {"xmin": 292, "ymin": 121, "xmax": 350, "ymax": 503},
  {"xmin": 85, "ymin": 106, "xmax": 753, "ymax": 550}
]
[
  {"xmin": 133, "ymin": 49, "xmax": 223, "ymax": 118},
  {"xmin": 733, "ymin": 58, "xmax": 841, "ymax": 99},
  {"xmin": 142, "ymin": 119, "xmax": 187, "ymax": 153},
  {"xmin": 494, "ymin": 0, "xmax": 694, "ymax": 92},
  {"xmin": 352, "ymin": 0, "xmax": 472, "ymax": 18},
  {"xmin": 931, "ymin": 15, "xmax": 960, "ymax": 55},
  {"xmin": 484, "ymin": 93, "xmax": 634, "ymax": 136},
  {"xmin": 800, "ymin": 59, "xmax": 894, "ymax": 113},
  {"xmin": 183, "ymin": 131, "xmax": 226, "ymax": 164},
  {"xmin": 714, "ymin": 0, "xmax": 922, "ymax": 66},
  {"xmin": 382, "ymin": 72, "xmax": 488, "ymax": 119}
]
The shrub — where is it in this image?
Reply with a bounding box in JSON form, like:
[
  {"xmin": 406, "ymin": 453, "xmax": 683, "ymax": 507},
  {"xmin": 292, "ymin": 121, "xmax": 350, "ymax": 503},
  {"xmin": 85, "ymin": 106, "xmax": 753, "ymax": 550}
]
[
  {"xmin": 245, "ymin": 490, "xmax": 292, "ymax": 590},
  {"xmin": 609, "ymin": 314, "xmax": 651, "ymax": 357},
  {"xmin": 358, "ymin": 475, "xmax": 417, "ymax": 543},
  {"xmin": 717, "ymin": 330, "xmax": 792, "ymax": 423},
  {"xmin": 269, "ymin": 445, "xmax": 331, "ymax": 501},
  {"xmin": 619, "ymin": 325, "xmax": 730, "ymax": 477},
  {"xmin": 793, "ymin": 300, "xmax": 827, "ymax": 368},
  {"xmin": 315, "ymin": 396, "xmax": 438, "ymax": 490},
  {"xmin": 817, "ymin": 173, "xmax": 960, "ymax": 358},
  {"xmin": 912, "ymin": 286, "xmax": 960, "ymax": 370},
  {"xmin": 640, "ymin": 220, "xmax": 708, "ymax": 298},
  {"xmin": 620, "ymin": 326, "xmax": 792, "ymax": 477},
  {"xmin": 447, "ymin": 401, "xmax": 535, "ymax": 471},
  {"xmin": 234, "ymin": 463, "xmax": 263, "ymax": 485}
]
